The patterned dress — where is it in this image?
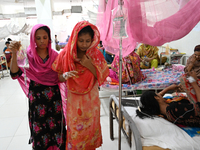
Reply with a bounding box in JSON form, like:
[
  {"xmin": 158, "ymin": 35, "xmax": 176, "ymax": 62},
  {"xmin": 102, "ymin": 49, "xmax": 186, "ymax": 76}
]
[
  {"xmin": 52, "ymin": 21, "xmax": 109, "ymax": 150},
  {"xmin": 111, "ymin": 51, "xmax": 146, "ymax": 84},
  {"xmin": 10, "ymin": 56, "xmax": 66, "ymax": 150},
  {"xmin": 166, "ymin": 99, "xmax": 200, "ymax": 127},
  {"xmin": 136, "ymin": 44, "xmax": 160, "ymax": 69},
  {"xmin": 66, "ymin": 65, "xmax": 102, "ymax": 150}
]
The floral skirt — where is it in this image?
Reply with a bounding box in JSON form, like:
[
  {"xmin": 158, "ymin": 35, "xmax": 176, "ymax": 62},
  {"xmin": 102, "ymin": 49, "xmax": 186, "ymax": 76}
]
[{"xmin": 28, "ymin": 80, "xmax": 66, "ymax": 150}]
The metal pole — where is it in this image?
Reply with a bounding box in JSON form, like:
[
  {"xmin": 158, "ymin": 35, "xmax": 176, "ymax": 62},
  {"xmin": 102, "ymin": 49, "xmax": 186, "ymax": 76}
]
[
  {"xmin": 118, "ymin": 37, "xmax": 122, "ymax": 150},
  {"xmin": 118, "ymin": 1, "xmax": 123, "ymax": 149}
]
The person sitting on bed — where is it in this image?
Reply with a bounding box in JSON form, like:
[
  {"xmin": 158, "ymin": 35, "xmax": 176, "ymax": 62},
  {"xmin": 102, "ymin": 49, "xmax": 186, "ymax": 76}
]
[
  {"xmin": 184, "ymin": 45, "xmax": 200, "ymax": 79},
  {"xmin": 110, "ymin": 50, "xmax": 146, "ymax": 84},
  {"xmin": 136, "ymin": 44, "xmax": 160, "ymax": 69},
  {"xmin": 136, "ymin": 71, "xmax": 200, "ymax": 127}
]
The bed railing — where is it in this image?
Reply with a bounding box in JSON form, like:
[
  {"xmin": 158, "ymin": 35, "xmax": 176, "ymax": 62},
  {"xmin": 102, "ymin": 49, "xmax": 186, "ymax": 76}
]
[{"xmin": 109, "ymin": 94, "xmax": 142, "ymax": 150}]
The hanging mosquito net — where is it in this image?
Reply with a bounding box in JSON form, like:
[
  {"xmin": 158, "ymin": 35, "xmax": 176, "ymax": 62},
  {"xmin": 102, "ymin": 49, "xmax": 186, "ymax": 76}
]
[{"xmin": 97, "ymin": 0, "xmax": 200, "ymax": 57}]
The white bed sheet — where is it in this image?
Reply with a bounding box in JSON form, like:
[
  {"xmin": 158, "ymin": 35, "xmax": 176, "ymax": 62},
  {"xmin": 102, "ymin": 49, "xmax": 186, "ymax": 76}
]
[{"xmin": 124, "ymin": 107, "xmax": 200, "ymax": 150}]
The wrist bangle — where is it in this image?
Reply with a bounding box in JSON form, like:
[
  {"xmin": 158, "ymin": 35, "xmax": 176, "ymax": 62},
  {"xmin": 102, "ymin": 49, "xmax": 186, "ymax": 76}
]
[{"xmin": 187, "ymin": 76, "xmax": 196, "ymax": 83}]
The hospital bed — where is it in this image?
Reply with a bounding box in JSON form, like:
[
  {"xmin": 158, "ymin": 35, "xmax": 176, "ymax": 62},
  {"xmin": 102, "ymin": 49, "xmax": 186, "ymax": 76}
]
[
  {"xmin": 101, "ymin": 65, "xmax": 185, "ymax": 92},
  {"xmin": 105, "ymin": 65, "xmax": 200, "ymax": 149},
  {"xmin": 100, "ymin": 65, "xmax": 185, "ymax": 103},
  {"xmin": 109, "ymin": 95, "xmax": 200, "ymax": 150}
]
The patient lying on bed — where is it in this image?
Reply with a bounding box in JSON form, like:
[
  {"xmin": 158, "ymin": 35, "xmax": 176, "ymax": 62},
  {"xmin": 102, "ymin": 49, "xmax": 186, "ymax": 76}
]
[{"xmin": 136, "ymin": 71, "xmax": 200, "ymax": 127}]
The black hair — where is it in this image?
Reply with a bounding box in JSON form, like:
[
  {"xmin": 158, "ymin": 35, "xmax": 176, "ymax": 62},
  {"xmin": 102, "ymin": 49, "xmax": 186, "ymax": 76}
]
[
  {"xmin": 136, "ymin": 91, "xmax": 161, "ymax": 119},
  {"xmin": 78, "ymin": 26, "xmax": 94, "ymax": 39},
  {"xmin": 194, "ymin": 45, "xmax": 200, "ymax": 52},
  {"xmin": 100, "ymin": 41, "xmax": 103, "ymax": 47},
  {"xmin": 5, "ymin": 41, "xmax": 10, "ymax": 45},
  {"xmin": 36, "ymin": 26, "xmax": 52, "ymax": 42},
  {"xmin": 7, "ymin": 38, "xmax": 12, "ymax": 41}
]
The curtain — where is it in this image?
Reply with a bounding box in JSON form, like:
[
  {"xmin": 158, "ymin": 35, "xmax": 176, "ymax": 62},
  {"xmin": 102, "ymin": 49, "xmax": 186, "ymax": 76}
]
[{"xmin": 97, "ymin": 0, "xmax": 199, "ymax": 57}]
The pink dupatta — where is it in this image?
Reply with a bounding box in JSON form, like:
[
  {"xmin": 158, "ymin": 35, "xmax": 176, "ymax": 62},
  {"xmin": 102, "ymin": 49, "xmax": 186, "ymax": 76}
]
[{"xmin": 17, "ymin": 24, "xmax": 61, "ymax": 96}]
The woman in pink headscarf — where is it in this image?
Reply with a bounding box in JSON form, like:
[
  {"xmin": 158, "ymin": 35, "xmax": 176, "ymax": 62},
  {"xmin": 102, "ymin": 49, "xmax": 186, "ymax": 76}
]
[{"xmin": 9, "ymin": 24, "xmax": 66, "ymax": 150}]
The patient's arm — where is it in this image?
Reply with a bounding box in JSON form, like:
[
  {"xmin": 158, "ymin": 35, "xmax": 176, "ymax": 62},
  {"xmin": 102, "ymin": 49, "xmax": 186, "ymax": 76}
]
[
  {"xmin": 158, "ymin": 84, "xmax": 179, "ymax": 97},
  {"xmin": 189, "ymin": 71, "xmax": 200, "ymax": 103}
]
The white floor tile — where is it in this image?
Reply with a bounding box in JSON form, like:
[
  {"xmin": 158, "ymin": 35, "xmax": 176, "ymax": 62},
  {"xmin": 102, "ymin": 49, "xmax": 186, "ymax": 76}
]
[
  {"xmin": 15, "ymin": 116, "xmax": 30, "ymax": 136},
  {"xmin": 0, "ymin": 116, "xmax": 24, "ymax": 138},
  {"xmin": 0, "ymin": 88, "xmax": 15, "ymax": 97},
  {"xmin": 7, "ymin": 135, "xmax": 32, "ymax": 150},
  {"xmin": 100, "ymin": 115, "xmax": 109, "ymax": 126},
  {"xmin": 4, "ymin": 94, "xmax": 28, "ymax": 105},
  {"xmin": 0, "ymin": 103, "xmax": 27, "ymax": 118},
  {"xmin": 0, "ymin": 95, "xmax": 10, "ymax": 108},
  {"xmin": 101, "ymin": 125, "xmax": 118, "ymax": 150},
  {"xmin": 0, "ymin": 137, "xmax": 13, "ymax": 150},
  {"xmin": 100, "ymin": 98, "xmax": 110, "ymax": 116}
]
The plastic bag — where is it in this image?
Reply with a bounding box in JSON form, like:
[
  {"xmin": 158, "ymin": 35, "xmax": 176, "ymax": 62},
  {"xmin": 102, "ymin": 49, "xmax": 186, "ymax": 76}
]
[
  {"xmin": 17, "ymin": 44, "xmax": 29, "ymax": 68},
  {"xmin": 112, "ymin": 5, "xmax": 128, "ymax": 39}
]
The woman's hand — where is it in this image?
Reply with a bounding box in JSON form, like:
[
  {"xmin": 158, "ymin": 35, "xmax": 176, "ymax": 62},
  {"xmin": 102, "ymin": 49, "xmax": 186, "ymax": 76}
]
[
  {"xmin": 143, "ymin": 57, "xmax": 148, "ymax": 62},
  {"xmin": 80, "ymin": 54, "xmax": 93, "ymax": 68},
  {"xmin": 176, "ymin": 83, "xmax": 184, "ymax": 92},
  {"xmin": 80, "ymin": 54, "xmax": 97, "ymax": 78},
  {"xmin": 191, "ymin": 55, "xmax": 196, "ymax": 64},
  {"xmin": 187, "ymin": 56, "xmax": 196, "ymax": 72},
  {"xmin": 63, "ymin": 71, "xmax": 78, "ymax": 80},
  {"xmin": 9, "ymin": 41, "xmax": 21, "ymax": 54},
  {"xmin": 141, "ymin": 59, "xmax": 145, "ymax": 63}
]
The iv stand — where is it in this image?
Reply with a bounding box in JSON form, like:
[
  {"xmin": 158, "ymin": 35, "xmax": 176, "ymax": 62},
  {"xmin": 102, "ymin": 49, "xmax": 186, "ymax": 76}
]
[
  {"xmin": 118, "ymin": 37, "xmax": 122, "ymax": 150},
  {"xmin": 112, "ymin": 0, "xmax": 127, "ymax": 149},
  {"xmin": 118, "ymin": 1, "xmax": 123, "ymax": 150}
]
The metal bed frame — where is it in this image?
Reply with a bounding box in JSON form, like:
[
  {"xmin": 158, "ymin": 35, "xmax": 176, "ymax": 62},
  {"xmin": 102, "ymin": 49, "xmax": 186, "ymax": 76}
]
[{"xmin": 109, "ymin": 94, "xmax": 142, "ymax": 150}]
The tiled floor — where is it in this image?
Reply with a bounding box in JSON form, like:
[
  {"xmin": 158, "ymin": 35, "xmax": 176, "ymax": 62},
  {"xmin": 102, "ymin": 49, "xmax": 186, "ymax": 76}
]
[{"xmin": 0, "ymin": 70, "xmax": 130, "ymax": 150}]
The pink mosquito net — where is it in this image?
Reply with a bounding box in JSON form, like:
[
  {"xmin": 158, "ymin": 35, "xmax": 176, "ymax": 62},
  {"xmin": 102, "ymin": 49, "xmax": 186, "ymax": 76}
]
[{"xmin": 97, "ymin": 0, "xmax": 200, "ymax": 57}]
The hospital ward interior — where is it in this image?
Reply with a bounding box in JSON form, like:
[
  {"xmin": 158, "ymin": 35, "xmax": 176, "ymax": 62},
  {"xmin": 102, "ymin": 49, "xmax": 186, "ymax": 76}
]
[{"xmin": 1, "ymin": 0, "xmax": 200, "ymax": 150}]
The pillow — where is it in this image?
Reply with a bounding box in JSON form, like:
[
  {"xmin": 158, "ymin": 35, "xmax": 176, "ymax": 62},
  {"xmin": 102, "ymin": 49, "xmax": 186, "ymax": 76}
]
[
  {"xmin": 124, "ymin": 107, "xmax": 200, "ymax": 150},
  {"xmin": 172, "ymin": 64, "xmax": 185, "ymax": 72}
]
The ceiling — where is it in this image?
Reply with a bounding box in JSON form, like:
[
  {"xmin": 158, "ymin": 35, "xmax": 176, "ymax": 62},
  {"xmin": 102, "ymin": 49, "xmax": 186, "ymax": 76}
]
[{"xmin": 0, "ymin": 0, "xmax": 99, "ymax": 19}]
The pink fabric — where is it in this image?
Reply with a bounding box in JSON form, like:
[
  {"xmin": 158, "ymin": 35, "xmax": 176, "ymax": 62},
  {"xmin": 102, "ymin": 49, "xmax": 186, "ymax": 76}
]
[
  {"xmin": 172, "ymin": 64, "xmax": 185, "ymax": 72},
  {"xmin": 18, "ymin": 74, "xmax": 30, "ymax": 97},
  {"xmin": 109, "ymin": 69, "xmax": 119, "ymax": 81},
  {"xmin": 47, "ymin": 146, "xmax": 59, "ymax": 150},
  {"xmin": 178, "ymin": 0, "xmax": 190, "ymax": 9},
  {"xmin": 58, "ymin": 82, "xmax": 67, "ymax": 122},
  {"xmin": 97, "ymin": 0, "xmax": 200, "ymax": 57}
]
